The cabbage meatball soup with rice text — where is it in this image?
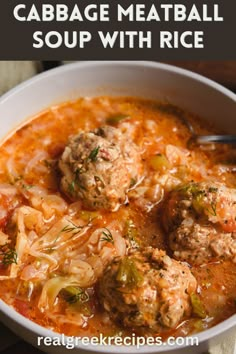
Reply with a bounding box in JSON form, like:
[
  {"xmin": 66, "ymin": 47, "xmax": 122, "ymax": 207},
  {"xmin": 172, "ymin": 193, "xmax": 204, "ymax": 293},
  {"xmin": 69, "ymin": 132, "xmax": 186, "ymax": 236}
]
[{"xmin": 0, "ymin": 96, "xmax": 235, "ymax": 341}]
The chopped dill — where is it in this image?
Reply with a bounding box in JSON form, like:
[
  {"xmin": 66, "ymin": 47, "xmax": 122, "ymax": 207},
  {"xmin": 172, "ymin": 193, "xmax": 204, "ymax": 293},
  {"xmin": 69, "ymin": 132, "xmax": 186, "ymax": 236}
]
[
  {"xmin": 75, "ymin": 167, "xmax": 84, "ymax": 177},
  {"xmin": 53, "ymin": 221, "xmax": 85, "ymax": 244},
  {"xmin": 206, "ymin": 202, "xmax": 217, "ymax": 216},
  {"xmin": 68, "ymin": 180, "xmax": 86, "ymax": 195},
  {"xmin": 88, "ymin": 146, "xmax": 100, "ymax": 162},
  {"xmin": 61, "ymin": 222, "xmax": 84, "ymax": 235},
  {"xmin": 101, "ymin": 228, "xmax": 114, "ymax": 244}
]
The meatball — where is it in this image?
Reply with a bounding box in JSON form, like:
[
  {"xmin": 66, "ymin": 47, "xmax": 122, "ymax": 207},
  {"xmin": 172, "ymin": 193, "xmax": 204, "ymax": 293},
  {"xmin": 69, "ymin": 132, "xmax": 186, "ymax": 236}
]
[
  {"xmin": 162, "ymin": 182, "xmax": 236, "ymax": 264},
  {"xmin": 59, "ymin": 126, "xmax": 142, "ymax": 211},
  {"xmin": 98, "ymin": 248, "xmax": 197, "ymax": 330}
]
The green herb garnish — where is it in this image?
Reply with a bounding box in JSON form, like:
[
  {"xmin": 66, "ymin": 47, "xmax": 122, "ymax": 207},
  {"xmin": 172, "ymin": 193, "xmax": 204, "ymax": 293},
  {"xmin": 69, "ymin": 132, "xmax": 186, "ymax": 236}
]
[
  {"xmin": 53, "ymin": 222, "xmax": 84, "ymax": 244},
  {"xmin": 68, "ymin": 177, "xmax": 86, "ymax": 195},
  {"xmin": 88, "ymin": 146, "xmax": 100, "ymax": 162},
  {"xmin": 101, "ymin": 228, "xmax": 114, "ymax": 244},
  {"xmin": 60, "ymin": 223, "xmax": 84, "ymax": 235},
  {"xmin": 206, "ymin": 202, "xmax": 217, "ymax": 216}
]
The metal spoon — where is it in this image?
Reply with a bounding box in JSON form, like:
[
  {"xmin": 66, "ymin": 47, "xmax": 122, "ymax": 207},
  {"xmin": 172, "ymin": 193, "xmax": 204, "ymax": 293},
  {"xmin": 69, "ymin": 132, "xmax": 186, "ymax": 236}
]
[
  {"xmin": 192, "ymin": 135, "xmax": 236, "ymax": 145},
  {"xmin": 156, "ymin": 103, "xmax": 236, "ymax": 145},
  {"xmin": 180, "ymin": 115, "xmax": 236, "ymax": 145}
]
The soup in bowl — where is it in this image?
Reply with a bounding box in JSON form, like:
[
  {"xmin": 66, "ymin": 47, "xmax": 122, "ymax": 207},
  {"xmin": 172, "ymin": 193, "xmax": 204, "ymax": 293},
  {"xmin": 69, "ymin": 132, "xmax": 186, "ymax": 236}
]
[{"xmin": 0, "ymin": 62, "xmax": 235, "ymax": 354}]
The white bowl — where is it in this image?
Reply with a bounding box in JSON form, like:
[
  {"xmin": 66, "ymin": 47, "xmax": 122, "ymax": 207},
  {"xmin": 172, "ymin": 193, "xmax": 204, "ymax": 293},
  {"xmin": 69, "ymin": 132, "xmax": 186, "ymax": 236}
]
[{"xmin": 0, "ymin": 61, "xmax": 235, "ymax": 354}]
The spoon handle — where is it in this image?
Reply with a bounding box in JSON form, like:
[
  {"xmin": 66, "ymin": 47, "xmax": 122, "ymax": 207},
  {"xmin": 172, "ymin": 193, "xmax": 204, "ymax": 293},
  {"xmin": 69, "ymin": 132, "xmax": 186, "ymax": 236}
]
[{"xmin": 195, "ymin": 135, "xmax": 236, "ymax": 145}]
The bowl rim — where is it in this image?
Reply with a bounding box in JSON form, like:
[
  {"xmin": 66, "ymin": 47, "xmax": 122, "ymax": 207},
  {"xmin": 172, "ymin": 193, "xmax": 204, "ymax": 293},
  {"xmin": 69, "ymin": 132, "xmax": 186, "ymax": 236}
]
[
  {"xmin": 0, "ymin": 61, "xmax": 235, "ymax": 106},
  {"xmin": 0, "ymin": 61, "xmax": 235, "ymax": 353}
]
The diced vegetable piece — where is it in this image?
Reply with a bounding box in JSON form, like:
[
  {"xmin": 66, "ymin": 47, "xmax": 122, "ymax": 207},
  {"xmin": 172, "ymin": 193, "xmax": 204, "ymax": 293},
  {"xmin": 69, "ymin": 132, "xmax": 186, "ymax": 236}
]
[
  {"xmin": 150, "ymin": 154, "xmax": 170, "ymax": 171},
  {"xmin": 192, "ymin": 193, "xmax": 205, "ymax": 214},
  {"xmin": 178, "ymin": 183, "xmax": 218, "ymax": 217},
  {"xmin": 190, "ymin": 293, "xmax": 207, "ymax": 318},
  {"xmin": 116, "ymin": 258, "xmax": 143, "ymax": 287},
  {"xmin": 177, "ymin": 183, "xmax": 206, "ymax": 214},
  {"xmin": 80, "ymin": 210, "xmax": 100, "ymax": 221},
  {"xmin": 39, "ymin": 276, "xmax": 90, "ymax": 310},
  {"xmin": 62, "ymin": 286, "xmax": 89, "ymax": 304},
  {"xmin": 193, "ymin": 319, "xmax": 204, "ymax": 332},
  {"xmin": 177, "ymin": 183, "xmax": 201, "ymax": 196},
  {"xmin": 106, "ymin": 114, "xmax": 128, "ymax": 125},
  {"xmin": 70, "ymin": 297, "xmax": 93, "ymax": 316}
]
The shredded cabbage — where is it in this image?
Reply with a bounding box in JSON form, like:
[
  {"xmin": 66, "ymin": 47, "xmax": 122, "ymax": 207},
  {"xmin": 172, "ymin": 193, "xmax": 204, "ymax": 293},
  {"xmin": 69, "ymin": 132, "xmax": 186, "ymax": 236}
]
[
  {"xmin": 30, "ymin": 217, "xmax": 90, "ymax": 269},
  {"xmin": 38, "ymin": 273, "xmax": 94, "ymax": 311}
]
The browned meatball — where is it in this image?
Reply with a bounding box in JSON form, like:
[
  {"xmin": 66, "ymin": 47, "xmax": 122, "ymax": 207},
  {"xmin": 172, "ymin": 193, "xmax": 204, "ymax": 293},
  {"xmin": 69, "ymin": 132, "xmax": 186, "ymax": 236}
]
[
  {"xmin": 59, "ymin": 126, "xmax": 142, "ymax": 211},
  {"xmin": 162, "ymin": 182, "xmax": 236, "ymax": 264},
  {"xmin": 98, "ymin": 248, "xmax": 197, "ymax": 330}
]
